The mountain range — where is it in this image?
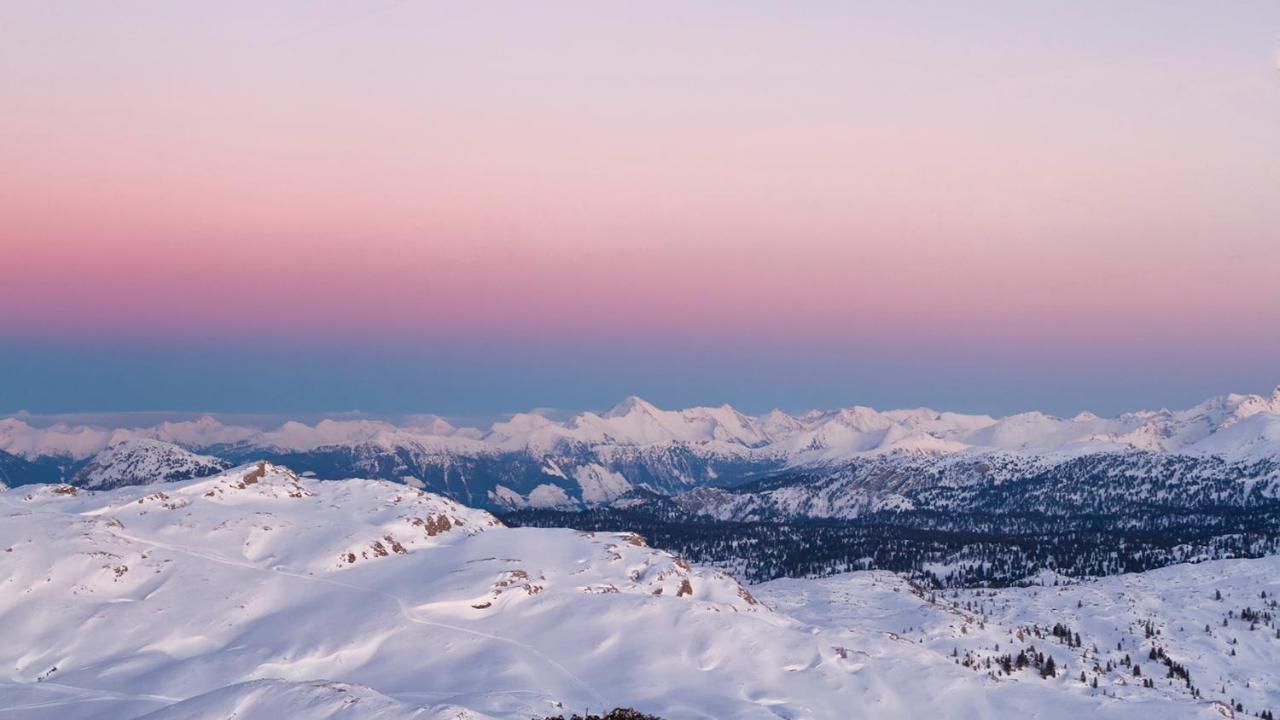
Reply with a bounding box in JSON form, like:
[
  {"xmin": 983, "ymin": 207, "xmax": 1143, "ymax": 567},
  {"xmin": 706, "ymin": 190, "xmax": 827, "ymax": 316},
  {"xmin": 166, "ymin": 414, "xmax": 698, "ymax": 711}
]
[{"xmin": 3, "ymin": 388, "xmax": 1280, "ymax": 509}]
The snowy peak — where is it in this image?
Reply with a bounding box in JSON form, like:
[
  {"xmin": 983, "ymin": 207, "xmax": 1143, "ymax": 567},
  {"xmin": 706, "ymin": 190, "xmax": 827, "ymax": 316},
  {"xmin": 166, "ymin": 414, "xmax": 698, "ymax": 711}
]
[
  {"xmin": 1180, "ymin": 388, "xmax": 1280, "ymax": 432},
  {"xmin": 76, "ymin": 461, "xmax": 504, "ymax": 574},
  {"xmin": 1188, "ymin": 411, "xmax": 1280, "ymax": 460},
  {"xmin": 492, "ymin": 396, "xmax": 775, "ymax": 450},
  {"xmin": 603, "ymin": 394, "xmax": 661, "ymax": 419},
  {"xmin": 757, "ymin": 408, "xmax": 805, "ymax": 436},
  {"xmin": 400, "ymin": 413, "xmax": 460, "ymax": 436},
  {"xmin": 1221, "ymin": 387, "xmax": 1280, "ymax": 428},
  {"xmin": 74, "ymin": 439, "xmax": 230, "ymax": 490},
  {"xmin": 831, "ymin": 405, "xmax": 895, "ymax": 432}
]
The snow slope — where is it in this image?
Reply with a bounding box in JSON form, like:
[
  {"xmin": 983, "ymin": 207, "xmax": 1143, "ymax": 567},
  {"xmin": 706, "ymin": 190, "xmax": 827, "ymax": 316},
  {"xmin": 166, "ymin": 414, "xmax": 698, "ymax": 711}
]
[
  {"xmin": 135, "ymin": 680, "xmax": 495, "ymax": 720},
  {"xmin": 0, "ymin": 464, "xmax": 1239, "ymax": 719},
  {"xmin": 757, "ymin": 557, "xmax": 1280, "ymax": 719}
]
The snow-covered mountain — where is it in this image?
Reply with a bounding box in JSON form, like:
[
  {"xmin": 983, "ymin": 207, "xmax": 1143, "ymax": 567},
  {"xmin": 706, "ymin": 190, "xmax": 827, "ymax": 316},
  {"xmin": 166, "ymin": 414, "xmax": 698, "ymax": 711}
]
[
  {"xmin": 1, "ymin": 464, "xmax": 1265, "ymax": 719},
  {"xmin": 72, "ymin": 438, "xmax": 231, "ymax": 490},
  {"xmin": 657, "ymin": 449, "xmax": 1280, "ymax": 523},
  {"xmin": 3, "ymin": 388, "xmax": 1280, "ymax": 508}
]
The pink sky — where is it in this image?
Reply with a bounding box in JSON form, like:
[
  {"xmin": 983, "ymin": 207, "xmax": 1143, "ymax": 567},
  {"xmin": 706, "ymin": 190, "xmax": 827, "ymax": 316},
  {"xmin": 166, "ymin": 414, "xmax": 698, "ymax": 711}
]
[{"xmin": 3, "ymin": 2, "xmax": 1280, "ymax": 411}]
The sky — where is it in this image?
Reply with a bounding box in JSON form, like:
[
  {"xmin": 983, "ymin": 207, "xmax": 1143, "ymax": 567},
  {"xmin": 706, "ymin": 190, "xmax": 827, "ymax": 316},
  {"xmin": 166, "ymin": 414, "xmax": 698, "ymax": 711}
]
[{"xmin": 3, "ymin": 1, "xmax": 1280, "ymax": 418}]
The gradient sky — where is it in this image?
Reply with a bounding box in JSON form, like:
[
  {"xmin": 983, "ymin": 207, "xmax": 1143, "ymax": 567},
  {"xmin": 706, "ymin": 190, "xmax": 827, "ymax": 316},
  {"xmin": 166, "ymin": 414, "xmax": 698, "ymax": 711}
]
[{"xmin": 3, "ymin": 1, "xmax": 1280, "ymax": 417}]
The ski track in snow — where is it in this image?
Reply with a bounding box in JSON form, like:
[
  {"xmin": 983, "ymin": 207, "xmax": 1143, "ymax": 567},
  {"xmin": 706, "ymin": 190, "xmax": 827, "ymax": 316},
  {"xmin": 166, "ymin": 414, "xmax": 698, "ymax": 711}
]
[{"xmin": 0, "ymin": 679, "xmax": 179, "ymax": 714}]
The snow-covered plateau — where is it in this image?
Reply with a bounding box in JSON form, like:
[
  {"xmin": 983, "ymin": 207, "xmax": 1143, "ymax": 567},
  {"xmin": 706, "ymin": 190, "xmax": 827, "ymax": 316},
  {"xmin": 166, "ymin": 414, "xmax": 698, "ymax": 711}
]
[{"xmin": 1, "ymin": 463, "xmax": 1277, "ymax": 719}]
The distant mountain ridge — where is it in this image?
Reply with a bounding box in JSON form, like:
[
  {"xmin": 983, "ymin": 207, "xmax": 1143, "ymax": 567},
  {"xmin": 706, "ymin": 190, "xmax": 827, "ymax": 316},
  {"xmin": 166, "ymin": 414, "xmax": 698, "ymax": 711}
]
[{"xmin": 3, "ymin": 388, "xmax": 1280, "ymax": 508}]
